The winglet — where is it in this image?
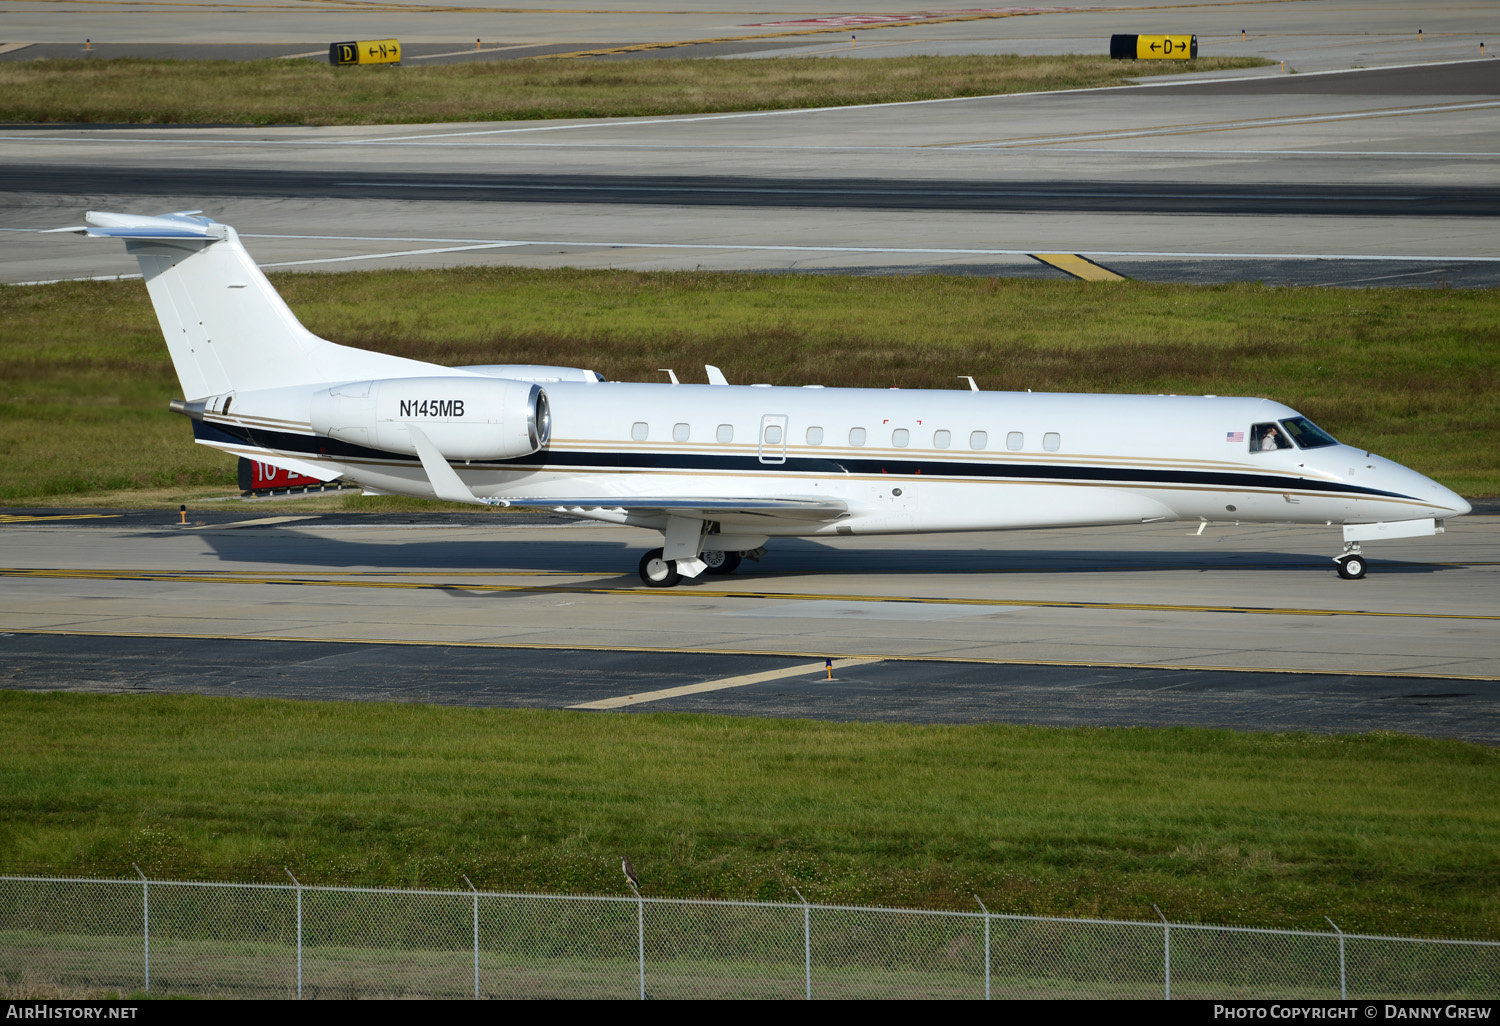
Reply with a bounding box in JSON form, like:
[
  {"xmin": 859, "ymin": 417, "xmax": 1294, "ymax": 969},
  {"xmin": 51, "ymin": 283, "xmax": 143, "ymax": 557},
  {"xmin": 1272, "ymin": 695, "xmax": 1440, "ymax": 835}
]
[{"xmin": 405, "ymin": 423, "xmax": 508, "ymax": 506}]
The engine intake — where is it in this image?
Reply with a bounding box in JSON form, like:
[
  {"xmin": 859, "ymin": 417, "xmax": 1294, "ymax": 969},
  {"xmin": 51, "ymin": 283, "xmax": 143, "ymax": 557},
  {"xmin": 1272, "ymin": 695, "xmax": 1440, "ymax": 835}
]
[{"xmin": 309, "ymin": 376, "xmax": 550, "ymax": 460}]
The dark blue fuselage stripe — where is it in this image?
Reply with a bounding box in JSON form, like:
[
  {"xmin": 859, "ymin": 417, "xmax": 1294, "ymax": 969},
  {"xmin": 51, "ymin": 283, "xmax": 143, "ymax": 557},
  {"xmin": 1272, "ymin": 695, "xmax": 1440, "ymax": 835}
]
[{"xmin": 195, "ymin": 420, "xmax": 1412, "ymax": 501}]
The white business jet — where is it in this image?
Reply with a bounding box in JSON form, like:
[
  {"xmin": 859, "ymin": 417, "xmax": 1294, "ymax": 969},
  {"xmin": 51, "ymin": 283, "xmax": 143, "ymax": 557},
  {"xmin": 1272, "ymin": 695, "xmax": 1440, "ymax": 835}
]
[{"xmin": 63, "ymin": 211, "xmax": 1469, "ymax": 585}]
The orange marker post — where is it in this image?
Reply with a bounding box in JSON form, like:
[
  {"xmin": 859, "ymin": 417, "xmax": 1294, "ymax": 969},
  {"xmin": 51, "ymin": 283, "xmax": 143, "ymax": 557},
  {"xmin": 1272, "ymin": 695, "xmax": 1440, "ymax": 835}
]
[
  {"xmin": 178, "ymin": 504, "xmax": 187, "ymax": 525},
  {"xmin": 826, "ymin": 658, "xmax": 833, "ymax": 680}
]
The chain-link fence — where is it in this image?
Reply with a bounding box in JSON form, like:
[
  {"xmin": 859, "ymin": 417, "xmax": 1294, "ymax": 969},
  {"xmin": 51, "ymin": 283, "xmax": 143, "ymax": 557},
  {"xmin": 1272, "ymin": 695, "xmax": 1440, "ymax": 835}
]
[{"xmin": 1, "ymin": 874, "xmax": 1495, "ymax": 999}]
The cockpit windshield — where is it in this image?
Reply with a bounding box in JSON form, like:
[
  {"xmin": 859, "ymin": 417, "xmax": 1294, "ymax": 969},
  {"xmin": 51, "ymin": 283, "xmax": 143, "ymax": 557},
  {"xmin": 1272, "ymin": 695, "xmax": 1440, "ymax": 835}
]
[{"xmin": 1279, "ymin": 416, "xmax": 1338, "ymax": 449}]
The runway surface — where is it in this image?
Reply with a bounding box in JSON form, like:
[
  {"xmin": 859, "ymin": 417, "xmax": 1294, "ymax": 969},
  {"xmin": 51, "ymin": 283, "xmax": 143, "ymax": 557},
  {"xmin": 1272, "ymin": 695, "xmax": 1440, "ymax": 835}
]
[
  {"xmin": 6, "ymin": 57, "xmax": 1499, "ymax": 284},
  {"xmin": 2, "ymin": 0, "xmax": 1493, "ymax": 72},
  {"xmin": 2, "ymin": 512, "xmax": 1495, "ymax": 741}
]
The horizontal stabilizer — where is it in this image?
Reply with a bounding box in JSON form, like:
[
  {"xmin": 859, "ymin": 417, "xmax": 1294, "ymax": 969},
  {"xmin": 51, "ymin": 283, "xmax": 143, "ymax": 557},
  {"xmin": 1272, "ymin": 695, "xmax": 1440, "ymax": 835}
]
[{"xmin": 54, "ymin": 211, "xmax": 227, "ymax": 242}]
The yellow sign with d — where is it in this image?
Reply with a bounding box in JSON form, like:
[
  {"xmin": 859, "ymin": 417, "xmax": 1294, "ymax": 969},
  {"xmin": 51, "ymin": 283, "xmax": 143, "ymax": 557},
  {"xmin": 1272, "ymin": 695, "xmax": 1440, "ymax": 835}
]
[
  {"xmin": 1109, "ymin": 33, "xmax": 1198, "ymax": 60},
  {"xmin": 329, "ymin": 39, "xmax": 401, "ymax": 66}
]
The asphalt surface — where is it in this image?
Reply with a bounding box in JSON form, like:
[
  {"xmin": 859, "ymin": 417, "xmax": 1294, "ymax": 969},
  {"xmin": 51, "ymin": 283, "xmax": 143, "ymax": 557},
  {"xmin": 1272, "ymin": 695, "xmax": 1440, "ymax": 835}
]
[
  {"xmin": 3, "ymin": 632, "xmax": 1496, "ymax": 744},
  {"xmin": 9, "ymin": 60, "xmax": 1499, "ymax": 285},
  {"xmin": 2, "ymin": 511, "xmax": 1495, "ymax": 742},
  {"xmin": 10, "ymin": 164, "xmax": 1498, "ymax": 218}
]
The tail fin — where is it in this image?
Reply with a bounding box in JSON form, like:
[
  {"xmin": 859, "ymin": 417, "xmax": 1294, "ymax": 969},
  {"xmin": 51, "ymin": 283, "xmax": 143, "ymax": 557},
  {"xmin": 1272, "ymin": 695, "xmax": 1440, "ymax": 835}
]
[{"xmin": 68, "ymin": 211, "xmax": 438, "ymax": 398}]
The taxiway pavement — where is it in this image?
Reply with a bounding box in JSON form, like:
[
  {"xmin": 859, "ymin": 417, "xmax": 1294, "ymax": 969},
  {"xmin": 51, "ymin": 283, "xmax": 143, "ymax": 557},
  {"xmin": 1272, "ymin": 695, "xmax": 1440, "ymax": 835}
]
[
  {"xmin": 5, "ymin": 57, "xmax": 1498, "ymax": 285},
  {"xmin": 2, "ymin": 513, "xmax": 1495, "ymax": 740}
]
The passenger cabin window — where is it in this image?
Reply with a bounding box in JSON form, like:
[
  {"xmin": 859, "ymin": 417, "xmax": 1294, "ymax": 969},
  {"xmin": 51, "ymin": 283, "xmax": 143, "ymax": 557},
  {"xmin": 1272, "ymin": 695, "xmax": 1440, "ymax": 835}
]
[
  {"xmin": 672, "ymin": 423, "xmax": 690, "ymax": 442},
  {"xmin": 892, "ymin": 428, "xmax": 909, "ymax": 447},
  {"xmin": 764, "ymin": 424, "xmax": 783, "ymax": 445},
  {"xmin": 716, "ymin": 424, "xmax": 734, "ymax": 443},
  {"xmin": 850, "ymin": 427, "xmax": 867, "ymax": 446},
  {"xmin": 631, "ymin": 422, "xmax": 649, "ymax": 441},
  {"xmin": 1043, "ymin": 432, "xmax": 1061, "ymax": 452},
  {"xmin": 934, "ymin": 430, "xmax": 951, "ymax": 449},
  {"xmin": 806, "ymin": 426, "xmax": 824, "ymax": 445},
  {"xmin": 1280, "ymin": 416, "xmax": 1338, "ymax": 449},
  {"xmin": 1250, "ymin": 422, "xmax": 1294, "ymax": 453},
  {"xmin": 969, "ymin": 431, "xmax": 987, "ymax": 450},
  {"xmin": 1007, "ymin": 431, "xmax": 1024, "ymax": 451}
]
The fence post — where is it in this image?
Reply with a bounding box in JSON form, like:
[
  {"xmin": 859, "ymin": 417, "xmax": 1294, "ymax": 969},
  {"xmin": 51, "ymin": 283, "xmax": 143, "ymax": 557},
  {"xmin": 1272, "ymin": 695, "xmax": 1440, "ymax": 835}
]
[
  {"xmin": 132, "ymin": 864, "xmax": 148, "ymax": 993},
  {"xmin": 465, "ymin": 876, "xmax": 479, "ymax": 1000},
  {"xmin": 793, "ymin": 887, "xmax": 811, "ymax": 1000},
  {"xmin": 974, "ymin": 895, "xmax": 991, "ymax": 1000},
  {"xmin": 1153, "ymin": 905, "xmax": 1170, "ymax": 1000},
  {"xmin": 626, "ymin": 879, "xmax": 644, "ymax": 1000},
  {"xmin": 284, "ymin": 868, "xmax": 302, "ymax": 999},
  {"xmin": 1326, "ymin": 917, "xmax": 1346, "ymax": 1000}
]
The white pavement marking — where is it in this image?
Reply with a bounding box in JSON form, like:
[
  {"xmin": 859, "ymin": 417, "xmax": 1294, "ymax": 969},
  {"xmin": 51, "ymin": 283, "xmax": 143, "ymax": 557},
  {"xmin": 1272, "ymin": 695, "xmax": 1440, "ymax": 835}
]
[
  {"xmin": 242, "ymin": 235, "xmax": 1500, "ymax": 263},
  {"xmin": 569, "ymin": 657, "xmax": 882, "ymax": 710},
  {"xmin": 942, "ymin": 100, "xmax": 1500, "ymax": 148},
  {"xmin": 410, "ymin": 43, "xmax": 544, "ymax": 59},
  {"xmin": 186, "ymin": 516, "xmax": 317, "ymax": 530},
  {"xmin": 257, "ymin": 242, "xmax": 523, "ymax": 268},
  {"xmin": 13, "ymin": 233, "xmax": 1500, "ymax": 285}
]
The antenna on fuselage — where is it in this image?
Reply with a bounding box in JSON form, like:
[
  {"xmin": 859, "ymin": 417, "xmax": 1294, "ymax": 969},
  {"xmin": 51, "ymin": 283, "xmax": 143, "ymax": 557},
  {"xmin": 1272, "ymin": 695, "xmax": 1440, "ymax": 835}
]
[
  {"xmin": 958, "ymin": 376, "xmax": 979, "ymax": 392},
  {"xmin": 658, "ymin": 369, "xmax": 679, "ymax": 385}
]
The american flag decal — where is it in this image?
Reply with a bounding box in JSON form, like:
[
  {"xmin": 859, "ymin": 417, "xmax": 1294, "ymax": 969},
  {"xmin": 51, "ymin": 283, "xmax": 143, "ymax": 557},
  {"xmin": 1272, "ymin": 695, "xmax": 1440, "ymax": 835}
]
[{"xmin": 1226, "ymin": 431, "xmax": 1244, "ymax": 442}]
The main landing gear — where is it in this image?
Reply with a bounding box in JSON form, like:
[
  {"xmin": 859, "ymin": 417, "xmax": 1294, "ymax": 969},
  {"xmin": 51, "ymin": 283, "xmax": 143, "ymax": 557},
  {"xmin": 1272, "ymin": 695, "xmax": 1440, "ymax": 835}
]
[
  {"xmin": 1334, "ymin": 542, "xmax": 1367, "ymax": 580},
  {"xmin": 638, "ymin": 548, "xmax": 749, "ymax": 587}
]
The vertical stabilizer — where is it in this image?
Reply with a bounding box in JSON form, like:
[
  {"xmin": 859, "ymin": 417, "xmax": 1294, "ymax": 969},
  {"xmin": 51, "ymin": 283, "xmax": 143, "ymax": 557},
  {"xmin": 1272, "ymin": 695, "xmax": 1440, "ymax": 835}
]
[{"xmin": 70, "ymin": 211, "xmax": 441, "ymax": 397}]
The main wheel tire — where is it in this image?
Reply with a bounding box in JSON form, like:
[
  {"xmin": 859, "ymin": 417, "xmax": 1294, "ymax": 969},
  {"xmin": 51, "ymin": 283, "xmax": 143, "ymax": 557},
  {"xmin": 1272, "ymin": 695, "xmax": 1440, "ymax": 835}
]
[
  {"xmin": 1336, "ymin": 555, "xmax": 1367, "ymax": 580},
  {"xmin": 701, "ymin": 550, "xmax": 742, "ymax": 575},
  {"xmin": 639, "ymin": 548, "xmax": 681, "ymax": 587}
]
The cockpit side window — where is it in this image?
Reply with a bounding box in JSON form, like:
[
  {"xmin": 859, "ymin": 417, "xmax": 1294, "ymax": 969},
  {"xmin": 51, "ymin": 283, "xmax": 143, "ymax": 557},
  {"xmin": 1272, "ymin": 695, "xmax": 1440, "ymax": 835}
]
[
  {"xmin": 1279, "ymin": 416, "xmax": 1338, "ymax": 449},
  {"xmin": 1250, "ymin": 422, "xmax": 1293, "ymax": 453}
]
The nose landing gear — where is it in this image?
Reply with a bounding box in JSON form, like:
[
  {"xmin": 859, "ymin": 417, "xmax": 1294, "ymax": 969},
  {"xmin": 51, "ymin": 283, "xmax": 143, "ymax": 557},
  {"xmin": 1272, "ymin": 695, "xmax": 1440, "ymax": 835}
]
[{"xmin": 1334, "ymin": 542, "xmax": 1367, "ymax": 580}]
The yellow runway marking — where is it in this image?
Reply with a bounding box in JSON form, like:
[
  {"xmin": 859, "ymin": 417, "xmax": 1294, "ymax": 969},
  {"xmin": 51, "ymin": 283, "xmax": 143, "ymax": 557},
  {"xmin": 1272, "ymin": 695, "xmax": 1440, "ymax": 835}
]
[
  {"xmin": 570, "ymin": 657, "xmax": 882, "ymax": 709},
  {"xmin": 4, "ymin": 627, "xmax": 1495, "ymax": 682},
  {"xmin": 1032, "ymin": 254, "xmax": 1126, "ymax": 281},
  {"xmin": 0, "ymin": 513, "xmax": 122, "ymax": 524},
  {"xmin": 2, "ymin": 568, "xmax": 1496, "ymax": 621}
]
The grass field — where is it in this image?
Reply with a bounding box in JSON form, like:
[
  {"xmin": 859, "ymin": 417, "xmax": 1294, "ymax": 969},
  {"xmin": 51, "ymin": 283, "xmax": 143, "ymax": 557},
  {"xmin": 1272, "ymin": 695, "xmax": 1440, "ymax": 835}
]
[
  {"xmin": 1, "ymin": 692, "xmax": 1495, "ymax": 939},
  {"xmin": 0, "ymin": 54, "xmax": 1268, "ymax": 126},
  {"xmin": 1, "ymin": 269, "xmax": 1496, "ymax": 504}
]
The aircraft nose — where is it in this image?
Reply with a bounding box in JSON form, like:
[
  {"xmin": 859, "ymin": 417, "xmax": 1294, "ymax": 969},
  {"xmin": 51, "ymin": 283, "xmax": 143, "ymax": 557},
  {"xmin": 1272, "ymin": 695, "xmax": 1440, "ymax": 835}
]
[{"xmin": 1425, "ymin": 477, "xmax": 1470, "ymax": 518}]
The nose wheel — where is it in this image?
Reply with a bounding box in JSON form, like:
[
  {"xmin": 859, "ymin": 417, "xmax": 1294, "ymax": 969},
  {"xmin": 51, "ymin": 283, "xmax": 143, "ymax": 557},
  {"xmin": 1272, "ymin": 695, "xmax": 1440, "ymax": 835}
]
[{"xmin": 1334, "ymin": 543, "xmax": 1367, "ymax": 580}]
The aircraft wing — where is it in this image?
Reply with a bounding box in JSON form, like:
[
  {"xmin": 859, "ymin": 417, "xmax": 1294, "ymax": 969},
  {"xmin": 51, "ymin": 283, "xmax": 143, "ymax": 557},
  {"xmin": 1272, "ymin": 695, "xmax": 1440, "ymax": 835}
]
[
  {"xmin": 402, "ymin": 425, "xmax": 845, "ymax": 520},
  {"xmin": 514, "ymin": 496, "xmax": 849, "ymax": 522}
]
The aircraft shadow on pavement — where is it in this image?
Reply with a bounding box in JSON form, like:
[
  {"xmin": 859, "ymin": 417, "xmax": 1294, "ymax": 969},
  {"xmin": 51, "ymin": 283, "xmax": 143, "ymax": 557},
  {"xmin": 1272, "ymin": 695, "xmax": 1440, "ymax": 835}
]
[{"xmin": 189, "ymin": 530, "xmax": 1457, "ymax": 579}]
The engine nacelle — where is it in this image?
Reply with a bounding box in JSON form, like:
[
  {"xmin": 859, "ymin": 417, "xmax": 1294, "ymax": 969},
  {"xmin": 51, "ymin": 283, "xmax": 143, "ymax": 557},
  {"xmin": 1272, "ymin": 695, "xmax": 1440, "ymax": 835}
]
[{"xmin": 309, "ymin": 376, "xmax": 550, "ymax": 460}]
